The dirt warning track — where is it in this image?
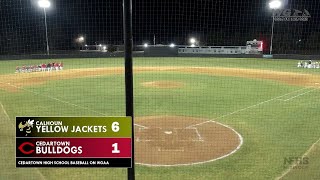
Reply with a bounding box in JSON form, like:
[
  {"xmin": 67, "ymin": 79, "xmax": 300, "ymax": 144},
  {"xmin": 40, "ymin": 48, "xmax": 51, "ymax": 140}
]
[{"xmin": 1, "ymin": 66, "xmax": 320, "ymax": 92}]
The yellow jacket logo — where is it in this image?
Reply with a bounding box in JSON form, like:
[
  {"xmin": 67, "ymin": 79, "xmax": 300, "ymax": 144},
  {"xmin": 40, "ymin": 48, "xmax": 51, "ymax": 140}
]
[{"xmin": 18, "ymin": 119, "xmax": 34, "ymax": 136}]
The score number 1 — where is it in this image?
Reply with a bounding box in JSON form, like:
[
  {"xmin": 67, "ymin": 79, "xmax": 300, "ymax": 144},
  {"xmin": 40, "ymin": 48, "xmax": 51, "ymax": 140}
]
[
  {"xmin": 112, "ymin": 122, "xmax": 120, "ymax": 153},
  {"xmin": 112, "ymin": 143, "xmax": 120, "ymax": 154}
]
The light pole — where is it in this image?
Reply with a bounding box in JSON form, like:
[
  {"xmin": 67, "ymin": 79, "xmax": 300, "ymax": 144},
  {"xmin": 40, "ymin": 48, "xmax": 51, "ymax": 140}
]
[
  {"xmin": 269, "ymin": 0, "xmax": 282, "ymax": 55},
  {"xmin": 38, "ymin": 0, "xmax": 51, "ymax": 55}
]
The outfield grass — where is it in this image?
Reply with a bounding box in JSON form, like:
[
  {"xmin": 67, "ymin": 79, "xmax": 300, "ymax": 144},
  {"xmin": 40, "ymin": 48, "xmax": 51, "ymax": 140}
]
[{"xmin": 0, "ymin": 57, "xmax": 320, "ymax": 180}]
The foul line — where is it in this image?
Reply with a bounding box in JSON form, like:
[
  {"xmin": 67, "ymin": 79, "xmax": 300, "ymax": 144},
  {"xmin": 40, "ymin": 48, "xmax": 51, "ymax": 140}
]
[
  {"xmin": 283, "ymin": 88, "xmax": 318, "ymax": 102},
  {"xmin": 277, "ymin": 87, "xmax": 312, "ymax": 101},
  {"xmin": 2, "ymin": 82, "xmax": 148, "ymax": 129},
  {"xmin": 0, "ymin": 102, "xmax": 14, "ymax": 129},
  {"xmin": 0, "ymin": 102, "xmax": 46, "ymax": 180},
  {"xmin": 186, "ymin": 87, "xmax": 316, "ymax": 129},
  {"xmin": 276, "ymin": 137, "xmax": 320, "ymax": 180}
]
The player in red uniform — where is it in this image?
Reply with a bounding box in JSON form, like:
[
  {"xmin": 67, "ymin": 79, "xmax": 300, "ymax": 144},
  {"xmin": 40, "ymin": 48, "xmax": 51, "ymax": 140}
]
[
  {"xmin": 41, "ymin": 63, "xmax": 46, "ymax": 72},
  {"xmin": 54, "ymin": 62, "xmax": 59, "ymax": 71},
  {"xmin": 59, "ymin": 62, "xmax": 63, "ymax": 70}
]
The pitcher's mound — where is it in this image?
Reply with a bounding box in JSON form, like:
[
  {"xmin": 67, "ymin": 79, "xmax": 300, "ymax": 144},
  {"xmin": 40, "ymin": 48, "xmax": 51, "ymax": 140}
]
[
  {"xmin": 135, "ymin": 116, "xmax": 243, "ymax": 166},
  {"xmin": 141, "ymin": 81, "xmax": 184, "ymax": 89}
]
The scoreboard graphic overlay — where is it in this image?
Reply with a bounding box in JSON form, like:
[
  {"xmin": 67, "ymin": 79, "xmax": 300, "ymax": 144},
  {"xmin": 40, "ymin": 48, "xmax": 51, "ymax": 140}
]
[{"xmin": 16, "ymin": 117, "xmax": 132, "ymax": 168}]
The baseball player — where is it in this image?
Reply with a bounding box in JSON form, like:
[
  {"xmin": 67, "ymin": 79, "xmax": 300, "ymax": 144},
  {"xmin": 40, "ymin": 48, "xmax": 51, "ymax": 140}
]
[
  {"xmin": 59, "ymin": 62, "xmax": 63, "ymax": 70},
  {"xmin": 15, "ymin": 66, "xmax": 20, "ymax": 73},
  {"xmin": 54, "ymin": 62, "xmax": 59, "ymax": 71},
  {"xmin": 46, "ymin": 63, "xmax": 51, "ymax": 71}
]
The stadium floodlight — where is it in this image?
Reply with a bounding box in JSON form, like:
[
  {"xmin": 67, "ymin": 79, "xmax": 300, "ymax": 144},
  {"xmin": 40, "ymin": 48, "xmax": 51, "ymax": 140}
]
[
  {"xmin": 38, "ymin": 0, "xmax": 51, "ymax": 8},
  {"xmin": 99, "ymin": 44, "xmax": 102, "ymax": 47},
  {"xmin": 85, "ymin": 44, "xmax": 88, "ymax": 47},
  {"xmin": 268, "ymin": 0, "xmax": 282, "ymax": 55},
  {"xmin": 78, "ymin": 36, "xmax": 85, "ymax": 43},
  {"xmin": 144, "ymin": 43, "xmax": 148, "ymax": 48},
  {"xmin": 190, "ymin": 38, "xmax": 196, "ymax": 44},
  {"xmin": 38, "ymin": 0, "xmax": 51, "ymax": 55},
  {"xmin": 169, "ymin": 43, "xmax": 175, "ymax": 48},
  {"xmin": 269, "ymin": 0, "xmax": 282, "ymax": 9}
]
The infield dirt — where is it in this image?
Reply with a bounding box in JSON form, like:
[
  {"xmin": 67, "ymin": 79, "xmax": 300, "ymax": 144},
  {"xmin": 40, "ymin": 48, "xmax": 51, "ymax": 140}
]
[
  {"xmin": 141, "ymin": 81, "xmax": 184, "ymax": 89},
  {"xmin": 134, "ymin": 116, "xmax": 241, "ymax": 166}
]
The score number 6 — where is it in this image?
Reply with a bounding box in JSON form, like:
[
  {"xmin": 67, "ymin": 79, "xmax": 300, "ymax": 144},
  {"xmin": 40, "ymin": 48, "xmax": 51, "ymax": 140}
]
[{"xmin": 112, "ymin": 122, "xmax": 120, "ymax": 132}]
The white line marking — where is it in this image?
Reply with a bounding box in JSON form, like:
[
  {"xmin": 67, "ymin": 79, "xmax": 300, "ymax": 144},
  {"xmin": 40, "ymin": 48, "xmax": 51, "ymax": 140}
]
[
  {"xmin": 0, "ymin": 102, "xmax": 14, "ymax": 128},
  {"xmin": 283, "ymin": 88, "xmax": 318, "ymax": 102},
  {"xmin": 2, "ymin": 82, "xmax": 147, "ymax": 129},
  {"xmin": 0, "ymin": 102, "xmax": 47, "ymax": 180},
  {"xmin": 187, "ymin": 127, "xmax": 204, "ymax": 141},
  {"xmin": 136, "ymin": 121, "xmax": 243, "ymax": 167},
  {"xmin": 194, "ymin": 128, "xmax": 203, "ymax": 141},
  {"xmin": 134, "ymin": 124, "xmax": 148, "ymax": 129},
  {"xmin": 277, "ymin": 87, "xmax": 312, "ymax": 101},
  {"xmin": 158, "ymin": 147, "xmax": 185, "ymax": 152},
  {"xmin": 276, "ymin": 137, "xmax": 320, "ymax": 180},
  {"xmin": 136, "ymin": 128, "xmax": 141, "ymax": 142},
  {"xmin": 187, "ymin": 87, "xmax": 313, "ymax": 129},
  {"xmin": 136, "ymin": 139, "xmax": 153, "ymax": 142}
]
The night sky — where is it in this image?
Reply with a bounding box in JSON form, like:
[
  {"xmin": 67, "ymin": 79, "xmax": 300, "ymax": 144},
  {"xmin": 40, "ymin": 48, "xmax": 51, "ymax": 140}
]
[{"xmin": 0, "ymin": 0, "xmax": 319, "ymax": 54}]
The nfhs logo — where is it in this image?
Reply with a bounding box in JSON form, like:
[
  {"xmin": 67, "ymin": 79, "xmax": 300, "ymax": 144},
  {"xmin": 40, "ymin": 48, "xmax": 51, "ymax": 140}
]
[{"xmin": 18, "ymin": 119, "xmax": 34, "ymax": 136}]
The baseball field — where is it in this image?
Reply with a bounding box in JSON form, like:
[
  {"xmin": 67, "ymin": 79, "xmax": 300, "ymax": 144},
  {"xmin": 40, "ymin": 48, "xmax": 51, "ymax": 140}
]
[{"xmin": 1, "ymin": 57, "xmax": 320, "ymax": 179}]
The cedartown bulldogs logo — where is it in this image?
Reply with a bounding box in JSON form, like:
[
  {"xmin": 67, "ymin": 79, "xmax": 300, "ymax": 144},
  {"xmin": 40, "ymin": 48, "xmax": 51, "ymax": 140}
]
[
  {"xmin": 18, "ymin": 119, "xmax": 34, "ymax": 136},
  {"xmin": 18, "ymin": 142, "xmax": 35, "ymax": 155}
]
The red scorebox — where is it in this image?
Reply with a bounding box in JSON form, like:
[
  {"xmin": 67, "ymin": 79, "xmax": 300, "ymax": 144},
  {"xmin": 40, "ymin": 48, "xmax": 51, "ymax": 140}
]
[{"xmin": 16, "ymin": 138, "xmax": 131, "ymax": 158}]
